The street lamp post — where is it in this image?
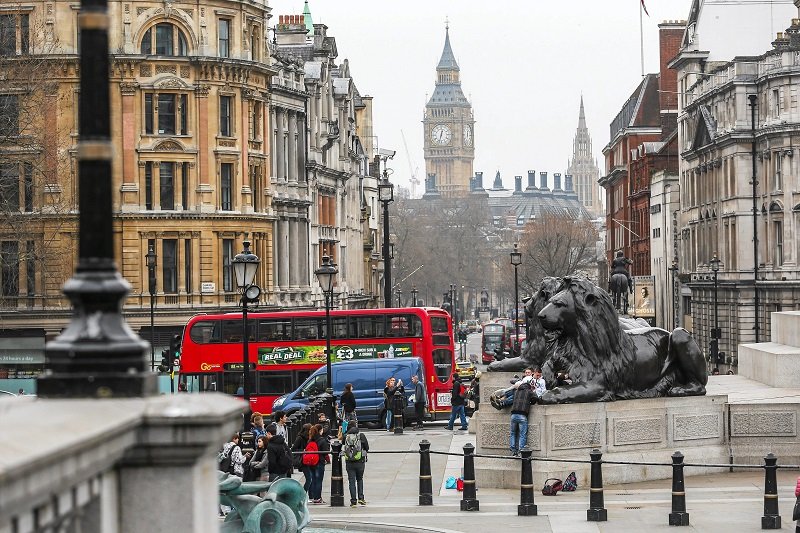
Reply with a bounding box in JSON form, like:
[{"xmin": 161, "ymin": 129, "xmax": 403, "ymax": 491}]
[
  {"xmin": 411, "ymin": 286, "xmax": 418, "ymax": 307},
  {"xmin": 710, "ymin": 253, "xmax": 721, "ymax": 368},
  {"xmin": 145, "ymin": 245, "xmax": 157, "ymax": 372},
  {"xmin": 232, "ymin": 239, "xmax": 261, "ymax": 432},
  {"xmin": 669, "ymin": 257, "xmax": 679, "ymax": 329},
  {"xmin": 510, "ymin": 243, "xmax": 522, "ymax": 356},
  {"xmin": 397, "ymin": 287, "xmax": 403, "ymax": 308},
  {"xmin": 379, "ymin": 174, "xmax": 394, "ymax": 308},
  {"xmin": 449, "ymin": 283, "xmax": 457, "ymax": 324},
  {"xmin": 315, "ymin": 255, "xmax": 338, "ymax": 402}
]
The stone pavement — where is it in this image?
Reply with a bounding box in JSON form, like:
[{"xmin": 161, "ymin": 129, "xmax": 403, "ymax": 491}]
[{"xmin": 303, "ymin": 423, "xmax": 800, "ymax": 532}]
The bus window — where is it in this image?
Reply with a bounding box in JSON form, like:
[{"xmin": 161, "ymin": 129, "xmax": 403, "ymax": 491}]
[
  {"xmin": 432, "ymin": 349, "xmax": 453, "ymax": 383},
  {"xmin": 322, "ymin": 317, "xmax": 349, "ymax": 340},
  {"xmin": 388, "ymin": 314, "xmax": 423, "ymax": 337},
  {"xmin": 352, "ymin": 316, "xmax": 385, "ymax": 338},
  {"xmin": 300, "ymin": 373, "xmax": 327, "ymax": 397},
  {"xmin": 259, "ymin": 319, "xmax": 291, "ymax": 341},
  {"xmin": 222, "ymin": 320, "xmax": 252, "ymax": 343},
  {"xmin": 258, "ymin": 371, "xmax": 294, "ymax": 396},
  {"xmin": 430, "ymin": 317, "xmax": 448, "ymax": 334},
  {"xmin": 293, "ymin": 318, "xmax": 321, "ymax": 341},
  {"xmin": 182, "ymin": 373, "xmax": 218, "ymax": 391},
  {"xmin": 222, "ymin": 371, "xmax": 254, "ymax": 396},
  {"xmin": 189, "ymin": 321, "xmax": 220, "ymax": 344}
]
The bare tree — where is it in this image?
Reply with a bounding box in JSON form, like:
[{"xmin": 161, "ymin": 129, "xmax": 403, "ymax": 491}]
[
  {"xmin": 0, "ymin": 10, "xmax": 74, "ymax": 309},
  {"xmin": 518, "ymin": 212, "xmax": 599, "ymax": 294}
]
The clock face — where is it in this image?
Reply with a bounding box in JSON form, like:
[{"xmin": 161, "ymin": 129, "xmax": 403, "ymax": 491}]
[
  {"xmin": 431, "ymin": 124, "xmax": 452, "ymax": 146},
  {"xmin": 463, "ymin": 125, "xmax": 472, "ymax": 147}
]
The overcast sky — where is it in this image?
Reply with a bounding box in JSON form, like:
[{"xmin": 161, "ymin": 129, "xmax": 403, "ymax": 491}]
[{"xmin": 277, "ymin": 0, "xmax": 694, "ymax": 196}]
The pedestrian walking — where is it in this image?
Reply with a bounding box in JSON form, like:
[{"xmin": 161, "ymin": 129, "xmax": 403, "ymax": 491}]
[
  {"xmin": 383, "ymin": 377, "xmax": 398, "ymax": 431},
  {"xmin": 292, "ymin": 423, "xmax": 313, "ymax": 494},
  {"xmin": 340, "ymin": 383, "xmax": 357, "ymax": 422},
  {"xmin": 266, "ymin": 423, "xmax": 293, "ymax": 481},
  {"xmin": 411, "ymin": 375, "xmax": 426, "ymax": 429},
  {"xmin": 246, "ymin": 435, "xmax": 269, "ymax": 482},
  {"xmin": 446, "ymin": 373, "xmax": 468, "ymax": 431},
  {"xmin": 343, "ymin": 422, "xmax": 369, "ymax": 507},
  {"xmin": 317, "ymin": 412, "xmax": 331, "ymax": 440},
  {"xmin": 509, "ymin": 381, "xmax": 536, "ymax": 456},
  {"xmin": 251, "ymin": 412, "xmax": 267, "ymax": 441},
  {"xmin": 221, "ymin": 433, "xmax": 249, "ymax": 477},
  {"xmin": 273, "ymin": 410, "xmax": 288, "ymax": 439}
]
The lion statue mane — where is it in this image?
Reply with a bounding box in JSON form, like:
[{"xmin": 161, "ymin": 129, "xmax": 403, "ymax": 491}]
[{"xmin": 536, "ymin": 276, "xmax": 707, "ymax": 403}]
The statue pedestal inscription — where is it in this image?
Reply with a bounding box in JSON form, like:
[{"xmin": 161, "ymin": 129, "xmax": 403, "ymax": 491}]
[{"xmin": 475, "ymin": 372, "xmax": 729, "ymax": 488}]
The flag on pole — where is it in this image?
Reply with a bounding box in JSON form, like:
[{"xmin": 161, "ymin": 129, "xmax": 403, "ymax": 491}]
[{"xmin": 640, "ymin": 0, "xmax": 650, "ymax": 17}]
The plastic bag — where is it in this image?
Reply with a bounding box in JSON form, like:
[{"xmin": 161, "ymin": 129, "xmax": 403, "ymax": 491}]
[{"xmin": 445, "ymin": 476, "xmax": 457, "ymax": 489}]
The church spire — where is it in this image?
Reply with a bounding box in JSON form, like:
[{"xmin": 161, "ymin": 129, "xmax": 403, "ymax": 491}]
[
  {"xmin": 437, "ymin": 25, "xmax": 460, "ymax": 71},
  {"xmin": 303, "ymin": 0, "xmax": 313, "ymax": 35},
  {"xmin": 578, "ymin": 94, "xmax": 586, "ymax": 130}
]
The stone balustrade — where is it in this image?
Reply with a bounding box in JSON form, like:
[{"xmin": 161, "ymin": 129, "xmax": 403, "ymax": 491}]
[{"xmin": 0, "ymin": 393, "xmax": 243, "ymax": 533}]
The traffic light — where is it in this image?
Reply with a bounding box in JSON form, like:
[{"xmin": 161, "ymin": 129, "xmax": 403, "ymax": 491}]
[
  {"xmin": 158, "ymin": 349, "xmax": 169, "ymax": 373},
  {"xmin": 169, "ymin": 334, "xmax": 181, "ymax": 373}
]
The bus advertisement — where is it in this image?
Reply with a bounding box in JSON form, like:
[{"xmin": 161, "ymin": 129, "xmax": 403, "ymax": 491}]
[{"xmin": 178, "ymin": 307, "xmax": 456, "ymax": 417}]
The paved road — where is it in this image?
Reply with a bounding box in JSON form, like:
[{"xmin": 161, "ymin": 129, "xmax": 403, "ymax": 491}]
[{"xmin": 301, "ymin": 426, "xmax": 800, "ymax": 532}]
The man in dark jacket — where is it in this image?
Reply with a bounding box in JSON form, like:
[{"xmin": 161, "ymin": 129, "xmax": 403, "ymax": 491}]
[
  {"xmin": 446, "ymin": 373, "xmax": 468, "ymax": 431},
  {"xmin": 265, "ymin": 423, "xmax": 292, "ymax": 481},
  {"xmin": 509, "ymin": 382, "xmax": 535, "ymax": 456},
  {"xmin": 343, "ymin": 422, "xmax": 370, "ymax": 507}
]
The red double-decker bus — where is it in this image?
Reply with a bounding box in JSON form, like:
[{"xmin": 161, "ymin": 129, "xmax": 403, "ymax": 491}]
[{"xmin": 178, "ymin": 307, "xmax": 456, "ymax": 416}]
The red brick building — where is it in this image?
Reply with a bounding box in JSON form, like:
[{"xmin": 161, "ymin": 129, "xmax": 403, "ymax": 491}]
[{"xmin": 600, "ymin": 22, "xmax": 684, "ymax": 275}]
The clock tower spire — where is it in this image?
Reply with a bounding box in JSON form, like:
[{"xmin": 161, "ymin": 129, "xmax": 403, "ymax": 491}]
[{"xmin": 423, "ymin": 25, "xmax": 474, "ymax": 198}]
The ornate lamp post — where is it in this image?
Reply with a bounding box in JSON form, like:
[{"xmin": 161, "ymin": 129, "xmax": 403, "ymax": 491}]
[
  {"xmin": 710, "ymin": 253, "xmax": 721, "ymax": 367},
  {"xmin": 379, "ymin": 176, "xmax": 394, "ymax": 308},
  {"xmin": 510, "ymin": 243, "xmax": 522, "ymax": 355},
  {"xmin": 669, "ymin": 257, "xmax": 679, "ymax": 329},
  {"xmin": 39, "ymin": 0, "xmax": 155, "ymax": 398},
  {"xmin": 397, "ymin": 287, "xmax": 403, "ymax": 308},
  {"xmin": 315, "ymin": 255, "xmax": 338, "ymax": 397},
  {"xmin": 146, "ymin": 245, "xmax": 157, "ymax": 371},
  {"xmin": 411, "ymin": 285, "xmax": 418, "ymax": 307},
  {"xmin": 232, "ymin": 239, "xmax": 261, "ymax": 432}
]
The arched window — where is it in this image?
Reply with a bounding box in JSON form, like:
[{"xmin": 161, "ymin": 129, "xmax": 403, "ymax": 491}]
[{"xmin": 141, "ymin": 23, "xmax": 188, "ymax": 56}]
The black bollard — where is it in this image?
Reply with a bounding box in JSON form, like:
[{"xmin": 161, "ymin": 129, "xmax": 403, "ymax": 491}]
[
  {"xmin": 393, "ymin": 389, "xmax": 405, "ymax": 435},
  {"xmin": 762, "ymin": 453, "xmax": 781, "ymax": 529},
  {"xmin": 518, "ymin": 448, "xmax": 537, "ymax": 516},
  {"xmin": 668, "ymin": 451, "xmax": 689, "ymax": 526},
  {"xmin": 329, "ymin": 440, "xmax": 344, "ymax": 507},
  {"xmin": 419, "ymin": 440, "xmax": 433, "ymax": 505},
  {"xmin": 460, "ymin": 443, "xmax": 479, "ymax": 511},
  {"xmin": 586, "ymin": 448, "xmax": 607, "ymax": 522}
]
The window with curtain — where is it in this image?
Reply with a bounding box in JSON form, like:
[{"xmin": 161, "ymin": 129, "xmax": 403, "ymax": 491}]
[
  {"xmin": 218, "ymin": 19, "xmax": 230, "ymax": 58},
  {"xmin": 220, "ymin": 162, "xmax": 232, "ymax": 211},
  {"xmin": 222, "ymin": 239, "xmax": 233, "ymax": 292},
  {"xmin": 140, "ymin": 22, "xmax": 188, "ymax": 56},
  {"xmin": 0, "ymin": 14, "xmax": 28, "ymax": 56},
  {"xmin": 219, "ymin": 95, "xmax": 233, "ymax": 137},
  {"xmin": 144, "ymin": 162, "xmax": 153, "ymax": 210},
  {"xmin": 162, "ymin": 239, "xmax": 177, "ymax": 293},
  {"xmin": 159, "ymin": 162, "xmax": 174, "ymax": 210}
]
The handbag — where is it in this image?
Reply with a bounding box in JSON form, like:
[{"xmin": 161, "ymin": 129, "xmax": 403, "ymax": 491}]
[
  {"xmin": 541, "ymin": 478, "xmax": 563, "ymax": 496},
  {"xmin": 562, "ymin": 471, "xmax": 578, "ymax": 492}
]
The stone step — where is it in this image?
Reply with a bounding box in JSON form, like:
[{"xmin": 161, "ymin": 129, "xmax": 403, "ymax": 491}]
[
  {"xmin": 769, "ymin": 311, "xmax": 800, "ymax": 346},
  {"xmin": 737, "ymin": 341, "xmax": 800, "ymax": 388}
]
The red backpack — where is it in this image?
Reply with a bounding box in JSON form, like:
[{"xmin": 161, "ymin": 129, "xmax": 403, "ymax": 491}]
[{"xmin": 302, "ymin": 439, "xmax": 320, "ymax": 466}]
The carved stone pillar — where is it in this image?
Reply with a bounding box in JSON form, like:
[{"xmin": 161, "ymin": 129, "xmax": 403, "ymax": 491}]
[
  {"xmin": 276, "ymin": 109, "xmax": 286, "ymax": 182},
  {"xmin": 120, "ymin": 82, "xmax": 139, "ymax": 212},
  {"xmin": 279, "ymin": 217, "xmax": 290, "ymax": 291},
  {"xmin": 288, "ymin": 111, "xmax": 298, "ymax": 183},
  {"xmin": 289, "ymin": 216, "xmax": 299, "ymax": 287}
]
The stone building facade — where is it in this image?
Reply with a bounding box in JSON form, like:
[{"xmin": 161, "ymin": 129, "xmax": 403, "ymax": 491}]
[
  {"xmin": 0, "ymin": 2, "xmax": 379, "ymax": 385},
  {"xmin": 670, "ymin": 1, "xmax": 800, "ymax": 365}
]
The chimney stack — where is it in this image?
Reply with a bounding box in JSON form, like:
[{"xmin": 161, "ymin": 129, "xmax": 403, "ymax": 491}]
[
  {"xmin": 526, "ymin": 170, "xmax": 537, "ymax": 190},
  {"xmin": 553, "ymin": 173, "xmax": 562, "ymax": 191},
  {"xmin": 540, "ymin": 172, "xmax": 549, "ymax": 191},
  {"xmin": 513, "ymin": 176, "xmax": 522, "ymax": 194},
  {"xmin": 476, "ymin": 171, "xmax": 484, "ymax": 189},
  {"xmin": 564, "ymin": 174, "xmax": 574, "ymax": 192}
]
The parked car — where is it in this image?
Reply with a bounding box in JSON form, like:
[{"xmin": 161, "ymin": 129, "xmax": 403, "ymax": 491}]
[
  {"xmin": 465, "ymin": 320, "xmax": 480, "ymax": 333},
  {"xmin": 455, "ymin": 360, "xmax": 476, "ymax": 379},
  {"xmin": 272, "ymin": 357, "xmax": 427, "ymax": 424}
]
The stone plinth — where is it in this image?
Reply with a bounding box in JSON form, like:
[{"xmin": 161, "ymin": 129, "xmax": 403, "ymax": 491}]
[
  {"xmin": 739, "ymin": 311, "xmax": 800, "ymax": 388},
  {"xmin": 475, "ymin": 372, "xmax": 729, "ymax": 489}
]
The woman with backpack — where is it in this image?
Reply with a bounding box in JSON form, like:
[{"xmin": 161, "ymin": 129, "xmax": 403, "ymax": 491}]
[
  {"xmin": 343, "ymin": 422, "xmax": 369, "ymax": 507},
  {"xmin": 266, "ymin": 423, "xmax": 292, "ymax": 481},
  {"xmin": 292, "ymin": 423, "xmax": 312, "ymax": 493},
  {"xmin": 303, "ymin": 424, "xmax": 331, "ymax": 504}
]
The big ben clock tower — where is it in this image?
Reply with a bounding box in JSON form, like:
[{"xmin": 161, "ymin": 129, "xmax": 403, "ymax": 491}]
[{"xmin": 423, "ymin": 25, "xmax": 474, "ymax": 198}]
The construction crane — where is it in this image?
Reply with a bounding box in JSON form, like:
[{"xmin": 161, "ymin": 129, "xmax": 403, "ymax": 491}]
[{"xmin": 400, "ymin": 129, "xmax": 420, "ymax": 198}]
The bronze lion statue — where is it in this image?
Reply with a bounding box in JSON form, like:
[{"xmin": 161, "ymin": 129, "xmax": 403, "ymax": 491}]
[
  {"xmin": 487, "ymin": 276, "xmax": 563, "ymax": 372},
  {"xmin": 536, "ymin": 277, "xmax": 707, "ymax": 403}
]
